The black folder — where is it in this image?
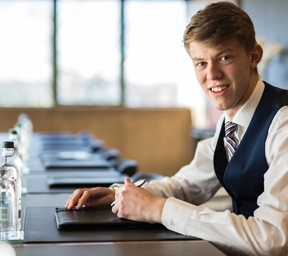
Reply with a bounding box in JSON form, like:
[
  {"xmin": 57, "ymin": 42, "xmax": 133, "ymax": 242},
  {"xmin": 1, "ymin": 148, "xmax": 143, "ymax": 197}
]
[
  {"xmin": 24, "ymin": 207, "xmax": 194, "ymax": 243},
  {"xmin": 42, "ymin": 159, "xmax": 111, "ymax": 170},
  {"xmin": 55, "ymin": 207, "xmax": 162, "ymax": 230}
]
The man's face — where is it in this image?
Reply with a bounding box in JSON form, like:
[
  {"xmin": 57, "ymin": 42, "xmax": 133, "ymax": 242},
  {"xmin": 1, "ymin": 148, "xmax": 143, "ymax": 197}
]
[{"xmin": 188, "ymin": 38, "xmax": 261, "ymax": 118}]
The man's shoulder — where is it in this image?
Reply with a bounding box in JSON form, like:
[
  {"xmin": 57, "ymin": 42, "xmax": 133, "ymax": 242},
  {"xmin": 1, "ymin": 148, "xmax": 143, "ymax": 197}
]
[{"xmin": 263, "ymin": 81, "xmax": 288, "ymax": 107}]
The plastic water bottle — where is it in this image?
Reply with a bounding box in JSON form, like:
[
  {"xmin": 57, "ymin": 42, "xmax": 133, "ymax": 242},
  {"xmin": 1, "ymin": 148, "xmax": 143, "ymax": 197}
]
[
  {"xmin": 0, "ymin": 179, "xmax": 17, "ymax": 239},
  {"xmin": 0, "ymin": 142, "xmax": 22, "ymax": 234}
]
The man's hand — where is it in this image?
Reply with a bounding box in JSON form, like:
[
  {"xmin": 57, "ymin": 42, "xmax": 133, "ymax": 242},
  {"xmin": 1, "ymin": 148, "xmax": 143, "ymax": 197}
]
[
  {"xmin": 112, "ymin": 178, "xmax": 166, "ymax": 223},
  {"xmin": 65, "ymin": 187, "xmax": 115, "ymax": 210}
]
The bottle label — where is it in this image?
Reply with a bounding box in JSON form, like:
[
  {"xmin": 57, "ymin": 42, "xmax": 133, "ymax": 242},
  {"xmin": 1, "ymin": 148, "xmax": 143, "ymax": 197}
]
[
  {"xmin": 0, "ymin": 198, "xmax": 8, "ymax": 221},
  {"xmin": 0, "ymin": 208, "xmax": 8, "ymax": 220}
]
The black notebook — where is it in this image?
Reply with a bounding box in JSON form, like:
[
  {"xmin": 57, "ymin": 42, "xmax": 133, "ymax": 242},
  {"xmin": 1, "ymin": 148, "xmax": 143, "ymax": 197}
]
[{"xmin": 55, "ymin": 207, "xmax": 163, "ymax": 230}]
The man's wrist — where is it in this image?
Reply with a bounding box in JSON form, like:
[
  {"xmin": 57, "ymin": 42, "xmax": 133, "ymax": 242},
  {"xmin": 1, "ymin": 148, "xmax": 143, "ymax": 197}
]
[{"xmin": 151, "ymin": 198, "xmax": 167, "ymax": 223}]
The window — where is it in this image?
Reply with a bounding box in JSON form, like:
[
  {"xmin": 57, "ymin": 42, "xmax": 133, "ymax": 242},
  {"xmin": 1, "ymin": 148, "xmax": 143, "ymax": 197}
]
[
  {"xmin": 57, "ymin": 0, "xmax": 120, "ymax": 105},
  {"xmin": 0, "ymin": 0, "xmax": 52, "ymax": 107},
  {"xmin": 1, "ymin": 0, "xmax": 228, "ymax": 129},
  {"xmin": 125, "ymin": 1, "xmax": 190, "ymax": 107}
]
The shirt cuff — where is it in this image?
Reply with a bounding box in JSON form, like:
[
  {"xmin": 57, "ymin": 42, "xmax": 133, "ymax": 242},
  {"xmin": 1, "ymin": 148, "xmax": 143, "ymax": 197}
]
[{"xmin": 161, "ymin": 197, "xmax": 199, "ymax": 236}]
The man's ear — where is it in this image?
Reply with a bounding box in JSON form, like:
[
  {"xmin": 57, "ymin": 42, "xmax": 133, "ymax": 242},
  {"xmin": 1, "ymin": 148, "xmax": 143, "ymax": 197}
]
[{"xmin": 250, "ymin": 44, "xmax": 263, "ymax": 68}]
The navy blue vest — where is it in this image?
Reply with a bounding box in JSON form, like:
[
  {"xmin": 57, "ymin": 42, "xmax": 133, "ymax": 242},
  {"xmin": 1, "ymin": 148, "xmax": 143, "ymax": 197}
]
[{"xmin": 214, "ymin": 83, "xmax": 288, "ymax": 218}]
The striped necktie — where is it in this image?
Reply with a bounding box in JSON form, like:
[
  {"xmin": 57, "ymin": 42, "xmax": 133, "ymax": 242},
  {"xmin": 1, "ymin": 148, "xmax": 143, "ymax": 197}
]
[{"xmin": 225, "ymin": 121, "xmax": 239, "ymax": 160}]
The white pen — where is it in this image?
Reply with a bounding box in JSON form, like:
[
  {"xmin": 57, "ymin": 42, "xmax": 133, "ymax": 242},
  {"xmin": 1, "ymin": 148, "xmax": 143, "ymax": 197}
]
[{"xmin": 110, "ymin": 179, "xmax": 147, "ymax": 207}]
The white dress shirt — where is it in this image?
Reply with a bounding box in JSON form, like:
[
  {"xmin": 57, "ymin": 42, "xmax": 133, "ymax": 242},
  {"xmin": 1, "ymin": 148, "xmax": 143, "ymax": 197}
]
[{"xmin": 144, "ymin": 80, "xmax": 288, "ymax": 255}]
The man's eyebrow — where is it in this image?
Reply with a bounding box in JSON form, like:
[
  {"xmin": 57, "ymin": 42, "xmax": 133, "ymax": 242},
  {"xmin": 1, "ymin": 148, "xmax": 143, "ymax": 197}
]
[
  {"xmin": 191, "ymin": 57, "xmax": 204, "ymax": 61},
  {"xmin": 217, "ymin": 47, "xmax": 235, "ymax": 54},
  {"xmin": 191, "ymin": 48, "xmax": 235, "ymax": 60}
]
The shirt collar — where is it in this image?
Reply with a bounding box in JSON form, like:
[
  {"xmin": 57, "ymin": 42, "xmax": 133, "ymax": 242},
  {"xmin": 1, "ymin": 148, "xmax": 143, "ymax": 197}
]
[{"xmin": 224, "ymin": 79, "xmax": 265, "ymax": 135}]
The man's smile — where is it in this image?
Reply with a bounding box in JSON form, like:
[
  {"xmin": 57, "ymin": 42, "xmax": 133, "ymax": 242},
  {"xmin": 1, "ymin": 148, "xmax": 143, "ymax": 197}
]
[{"xmin": 209, "ymin": 84, "xmax": 229, "ymax": 93}]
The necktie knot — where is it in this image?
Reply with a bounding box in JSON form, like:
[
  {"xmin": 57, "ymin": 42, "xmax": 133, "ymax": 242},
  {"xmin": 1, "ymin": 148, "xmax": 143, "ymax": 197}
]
[{"xmin": 225, "ymin": 121, "xmax": 239, "ymax": 160}]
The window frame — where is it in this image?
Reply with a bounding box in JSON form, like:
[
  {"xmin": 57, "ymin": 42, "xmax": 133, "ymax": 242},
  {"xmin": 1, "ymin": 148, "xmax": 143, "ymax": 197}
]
[{"xmin": 51, "ymin": 0, "xmax": 189, "ymax": 107}]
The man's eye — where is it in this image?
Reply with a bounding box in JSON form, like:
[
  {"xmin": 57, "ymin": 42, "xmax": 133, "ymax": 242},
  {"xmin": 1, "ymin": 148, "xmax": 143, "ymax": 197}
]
[
  {"xmin": 196, "ymin": 62, "xmax": 206, "ymax": 67},
  {"xmin": 220, "ymin": 55, "xmax": 232, "ymax": 62}
]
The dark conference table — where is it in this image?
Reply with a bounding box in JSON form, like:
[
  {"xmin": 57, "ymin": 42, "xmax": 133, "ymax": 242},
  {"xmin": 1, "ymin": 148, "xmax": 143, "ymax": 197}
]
[
  {"xmin": 3, "ymin": 133, "xmax": 227, "ymax": 255},
  {"xmin": 13, "ymin": 194, "xmax": 227, "ymax": 256},
  {"xmin": 14, "ymin": 241, "xmax": 225, "ymax": 256}
]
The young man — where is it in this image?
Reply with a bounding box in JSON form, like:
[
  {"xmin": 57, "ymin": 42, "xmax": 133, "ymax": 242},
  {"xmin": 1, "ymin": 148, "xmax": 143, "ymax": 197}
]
[{"xmin": 66, "ymin": 2, "xmax": 288, "ymax": 255}]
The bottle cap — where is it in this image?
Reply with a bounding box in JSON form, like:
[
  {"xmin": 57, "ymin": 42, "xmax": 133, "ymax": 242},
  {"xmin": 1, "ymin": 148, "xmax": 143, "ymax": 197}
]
[
  {"xmin": 9, "ymin": 128, "xmax": 18, "ymax": 135},
  {"xmin": 2, "ymin": 141, "xmax": 14, "ymax": 148}
]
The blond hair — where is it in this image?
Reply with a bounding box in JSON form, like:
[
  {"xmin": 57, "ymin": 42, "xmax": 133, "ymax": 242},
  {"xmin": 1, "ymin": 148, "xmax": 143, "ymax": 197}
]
[{"xmin": 184, "ymin": 2, "xmax": 256, "ymax": 53}]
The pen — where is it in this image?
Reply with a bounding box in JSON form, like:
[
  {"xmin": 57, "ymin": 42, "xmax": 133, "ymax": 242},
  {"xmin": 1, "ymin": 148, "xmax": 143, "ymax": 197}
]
[{"xmin": 110, "ymin": 179, "xmax": 147, "ymax": 207}]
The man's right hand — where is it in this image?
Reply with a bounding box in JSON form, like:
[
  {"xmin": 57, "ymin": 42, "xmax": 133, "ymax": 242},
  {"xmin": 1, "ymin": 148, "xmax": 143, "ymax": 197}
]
[{"xmin": 65, "ymin": 187, "xmax": 115, "ymax": 210}]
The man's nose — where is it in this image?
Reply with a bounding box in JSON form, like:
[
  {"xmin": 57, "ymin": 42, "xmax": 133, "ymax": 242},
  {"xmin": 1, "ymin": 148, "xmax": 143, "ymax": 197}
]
[{"xmin": 206, "ymin": 63, "xmax": 223, "ymax": 81}]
